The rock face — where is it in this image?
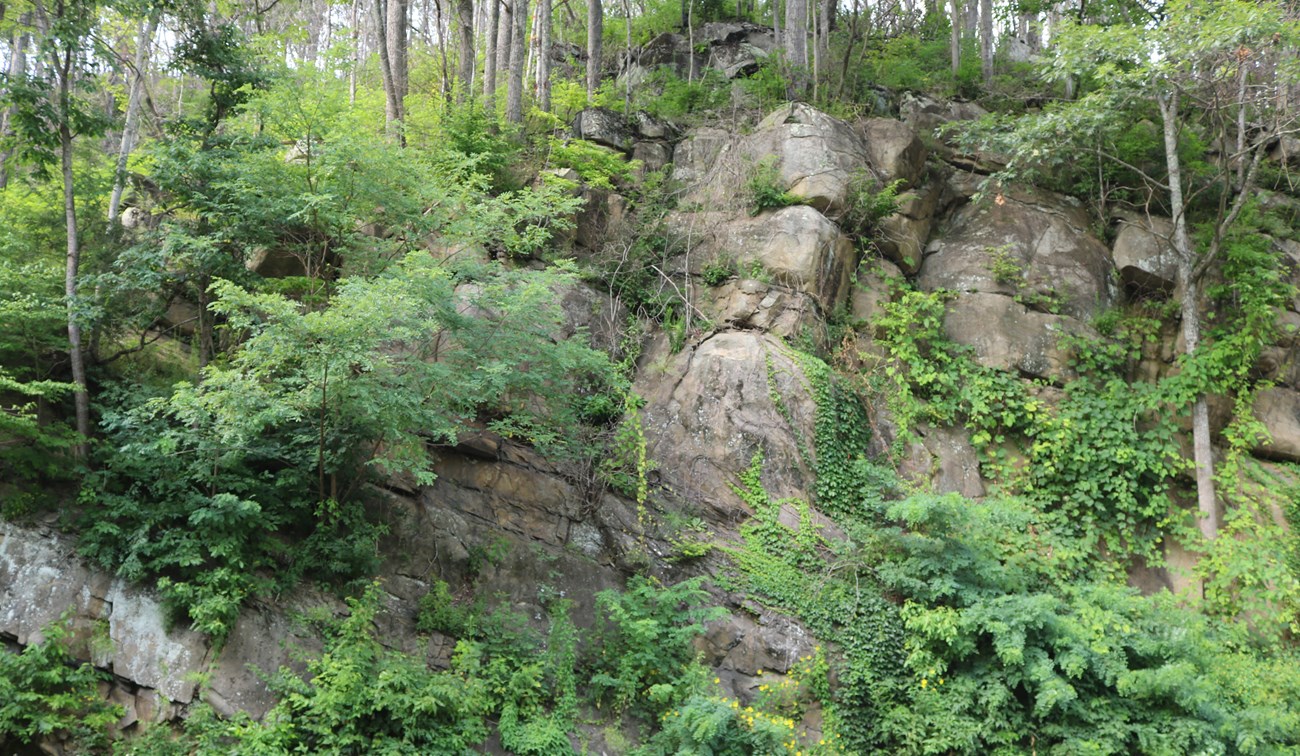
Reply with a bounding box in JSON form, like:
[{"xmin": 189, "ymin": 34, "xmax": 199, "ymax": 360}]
[
  {"xmin": 636, "ymin": 331, "xmax": 819, "ymax": 519},
  {"xmin": 701, "ymin": 278, "xmax": 825, "ymax": 343},
  {"xmin": 1252, "ymin": 387, "xmax": 1300, "ymax": 462},
  {"xmin": 669, "ymin": 205, "xmax": 856, "ymax": 310},
  {"xmin": 943, "ymin": 292, "xmax": 1091, "ymax": 381},
  {"xmin": 918, "ymin": 186, "xmax": 1113, "ymax": 320},
  {"xmin": 572, "ymin": 108, "xmax": 635, "ymax": 152},
  {"xmin": 858, "ymin": 118, "xmax": 928, "ymax": 186},
  {"xmin": 1112, "ymin": 214, "xmax": 1178, "ymax": 294},
  {"xmin": 675, "ymin": 103, "xmax": 872, "ymax": 214}
]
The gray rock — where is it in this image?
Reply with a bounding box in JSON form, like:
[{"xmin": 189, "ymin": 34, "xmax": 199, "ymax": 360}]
[
  {"xmin": 572, "ymin": 108, "xmax": 633, "ymax": 153},
  {"xmin": 1253, "ymin": 387, "xmax": 1300, "ymax": 462},
  {"xmin": 676, "ymin": 104, "xmax": 872, "ymax": 215},
  {"xmin": 635, "ymin": 331, "xmax": 818, "ymax": 518},
  {"xmin": 918, "ymin": 187, "xmax": 1112, "ymax": 320},
  {"xmin": 700, "ymin": 278, "xmax": 825, "ymax": 344},
  {"xmin": 942, "ymin": 292, "xmax": 1092, "ymax": 381},
  {"xmin": 668, "ymin": 205, "xmax": 856, "ymax": 310},
  {"xmin": 1112, "ymin": 213, "xmax": 1179, "ymax": 294},
  {"xmin": 858, "ymin": 118, "xmax": 928, "ymax": 185}
]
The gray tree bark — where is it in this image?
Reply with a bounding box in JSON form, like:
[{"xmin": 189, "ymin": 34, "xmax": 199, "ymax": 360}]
[
  {"xmin": 108, "ymin": 10, "xmax": 158, "ymax": 224},
  {"xmin": 505, "ymin": 0, "xmax": 528, "ymax": 122},
  {"xmin": 484, "ymin": 0, "xmax": 499, "ymax": 104},
  {"xmin": 0, "ymin": 21, "xmax": 29, "ymax": 189},
  {"xmin": 978, "ymin": 0, "xmax": 991, "ymax": 85},
  {"xmin": 785, "ymin": 0, "xmax": 807, "ymax": 94},
  {"xmin": 536, "ymin": 0, "xmax": 550, "ymax": 111},
  {"xmin": 586, "ymin": 0, "xmax": 602, "ymax": 97},
  {"xmin": 457, "ymin": 0, "xmax": 475, "ymax": 98},
  {"xmin": 1158, "ymin": 91, "xmax": 1219, "ymax": 541}
]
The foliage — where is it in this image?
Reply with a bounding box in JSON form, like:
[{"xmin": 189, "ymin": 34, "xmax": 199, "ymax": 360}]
[
  {"xmin": 873, "ymin": 493, "xmax": 1300, "ymax": 754},
  {"xmin": 746, "ymin": 157, "xmax": 803, "ymax": 216},
  {"xmin": 545, "ymin": 137, "xmax": 637, "ymax": 190},
  {"xmin": 0, "ymin": 620, "xmax": 121, "ymax": 754},
  {"xmin": 872, "ymin": 285, "xmax": 1186, "ymax": 562},
  {"xmin": 589, "ymin": 576, "xmax": 726, "ymax": 716},
  {"xmin": 81, "ymin": 256, "xmax": 618, "ymax": 643},
  {"xmin": 841, "ymin": 176, "xmax": 906, "ymax": 242}
]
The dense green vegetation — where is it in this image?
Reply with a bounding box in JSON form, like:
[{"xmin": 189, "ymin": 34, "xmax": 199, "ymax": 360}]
[{"xmin": 3, "ymin": 0, "xmax": 1300, "ymax": 751}]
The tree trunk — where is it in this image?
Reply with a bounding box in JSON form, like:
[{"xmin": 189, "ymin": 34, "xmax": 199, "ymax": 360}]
[
  {"xmin": 497, "ymin": 0, "xmax": 513, "ymax": 85},
  {"xmin": 108, "ymin": 10, "xmax": 158, "ymax": 225},
  {"xmin": 948, "ymin": 0, "xmax": 960, "ymax": 75},
  {"xmin": 350, "ymin": 0, "xmax": 361, "ymax": 104},
  {"xmin": 57, "ymin": 49, "xmax": 90, "ymax": 458},
  {"xmin": 978, "ymin": 0, "xmax": 991, "ymax": 86},
  {"xmin": 536, "ymin": 0, "xmax": 551, "ymax": 111},
  {"xmin": 621, "ymin": 0, "xmax": 632, "ymax": 112},
  {"xmin": 505, "ymin": 0, "xmax": 528, "ymax": 122},
  {"xmin": 1159, "ymin": 91, "xmax": 1218, "ymax": 541},
  {"xmin": 374, "ymin": 0, "xmax": 404, "ymax": 137},
  {"xmin": 484, "ymin": 0, "xmax": 499, "ymax": 104},
  {"xmin": 387, "ymin": 0, "xmax": 409, "ymax": 108},
  {"xmin": 586, "ymin": 0, "xmax": 602, "ymax": 97},
  {"xmin": 785, "ymin": 0, "xmax": 807, "ymax": 95},
  {"xmin": 0, "ymin": 21, "xmax": 29, "ymax": 189}
]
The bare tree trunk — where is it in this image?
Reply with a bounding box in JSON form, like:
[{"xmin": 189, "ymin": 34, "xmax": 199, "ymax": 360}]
[
  {"xmin": 350, "ymin": 0, "xmax": 361, "ymax": 104},
  {"xmin": 456, "ymin": 0, "xmax": 475, "ymax": 99},
  {"xmin": 536, "ymin": 0, "xmax": 551, "ymax": 111},
  {"xmin": 505, "ymin": 0, "xmax": 528, "ymax": 122},
  {"xmin": 948, "ymin": 0, "xmax": 960, "ymax": 75},
  {"xmin": 586, "ymin": 0, "xmax": 602, "ymax": 97},
  {"xmin": 108, "ymin": 10, "xmax": 158, "ymax": 225},
  {"xmin": 621, "ymin": 0, "xmax": 631, "ymax": 112},
  {"xmin": 1159, "ymin": 91, "xmax": 1218, "ymax": 541},
  {"xmin": 484, "ymin": 0, "xmax": 499, "ymax": 105},
  {"xmin": 388, "ymin": 0, "xmax": 409, "ymax": 107},
  {"xmin": 374, "ymin": 0, "xmax": 404, "ymax": 137},
  {"xmin": 0, "ymin": 21, "xmax": 29, "ymax": 189},
  {"xmin": 978, "ymin": 0, "xmax": 991, "ymax": 86},
  {"xmin": 56, "ymin": 48, "xmax": 90, "ymax": 458},
  {"xmin": 497, "ymin": 0, "xmax": 513, "ymax": 85},
  {"xmin": 785, "ymin": 0, "xmax": 807, "ymax": 95}
]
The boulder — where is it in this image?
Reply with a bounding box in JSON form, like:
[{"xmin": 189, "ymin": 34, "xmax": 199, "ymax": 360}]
[
  {"xmin": 668, "ymin": 205, "xmax": 856, "ymax": 310},
  {"xmin": 632, "ymin": 141, "xmax": 673, "ymax": 174},
  {"xmin": 858, "ymin": 118, "xmax": 928, "ymax": 185},
  {"xmin": 1252, "ymin": 387, "xmax": 1300, "ymax": 462},
  {"xmin": 635, "ymin": 32, "xmax": 698, "ymax": 78},
  {"xmin": 942, "ymin": 292, "xmax": 1091, "ymax": 381},
  {"xmin": 900, "ymin": 92, "xmax": 989, "ymax": 137},
  {"xmin": 875, "ymin": 213, "xmax": 930, "ymax": 274},
  {"xmin": 554, "ymin": 281, "xmax": 627, "ymax": 356},
  {"xmin": 1112, "ymin": 213, "xmax": 1179, "ymax": 295},
  {"xmin": 631, "ymin": 111, "xmax": 677, "ymax": 141},
  {"xmin": 849, "ymin": 258, "xmax": 903, "ymax": 334},
  {"xmin": 572, "ymin": 108, "xmax": 634, "ymax": 153},
  {"xmin": 676, "ymin": 104, "xmax": 871, "ymax": 215},
  {"xmin": 700, "ymin": 278, "xmax": 825, "ymax": 344},
  {"xmin": 699, "ymin": 21, "xmax": 777, "ymax": 78},
  {"xmin": 635, "ymin": 331, "xmax": 818, "ymax": 519},
  {"xmin": 917, "ymin": 187, "xmax": 1113, "ymax": 320},
  {"xmin": 573, "ymin": 186, "xmax": 629, "ymax": 252},
  {"xmin": 897, "ymin": 424, "xmax": 986, "ymax": 498}
]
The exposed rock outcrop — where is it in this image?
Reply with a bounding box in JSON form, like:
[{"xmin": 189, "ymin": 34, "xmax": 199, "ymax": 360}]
[{"xmin": 918, "ymin": 186, "xmax": 1113, "ymax": 320}]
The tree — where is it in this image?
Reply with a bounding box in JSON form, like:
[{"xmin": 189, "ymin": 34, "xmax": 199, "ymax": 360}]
[
  {"xmin": 585, "ymin": 0, "xmax": 601, "ymax": 97},
  {"xmin": 107, "ymin": 8, "xmax": 160, "ymax": 225},
  {"xmin": 3, "ymin": 0, "xmax": 111, "ymax": 457},
  {"xmin": 504, "ymin": 0, "xmax": 527, "ymax": 122},
  {"xmin": 959, "ymin": 0, "xmax": 1300, "ymax": 540}
]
